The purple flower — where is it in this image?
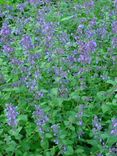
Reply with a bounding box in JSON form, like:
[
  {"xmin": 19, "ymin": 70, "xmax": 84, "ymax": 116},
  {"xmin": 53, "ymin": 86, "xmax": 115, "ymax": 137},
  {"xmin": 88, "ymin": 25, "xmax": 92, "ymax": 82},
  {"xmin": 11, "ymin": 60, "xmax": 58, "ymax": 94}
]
[
  {"xmin": 68, "ymin": 55, "xmax": 76, "ymax": 63},
  {"xmin": 92, "ymin": 116, "xmax": 102, "ymax": 134},
  {"xmin": 112, "ymin": 37, "xmax": 117, "ymax": 48},
  {"xmin": 3, "ymin": 45, "xmax": 14, "ymax": 53},
  {"xmin": 114, "ymin": 0, "xmax": 117, "ymax": 6},
  {"xmin": 76, "ymin": 105, "xmax": 84, "ymax": 126},
  {"xmin": 11, "ymin": 58, "xmax": 23, "ymax": 66},
  {"xmin": 28, "ymin": 0, "xmax": 50, "ymax": 5},
  {"xmin": 33, "ymin": 105, "xmax": 49, "ymax": 135},
  {"xmin": 28, "ymin": 53, "xmax": 40, "ymax": 65},
  {"xmin": 110, "ymin": 146, "xmax": 117, "ymax": 154},
  {"xmin": 86, "ymin": 29, "xmax": 95, "ymax": 38},
  {"xmin": 5, "ymin": 104, "xmax": 19, "ymax": 127},
  {"xmin": 78, "ymin": 53, "xmax": 91, "ymax": 64},
  {"xmin": 84, "ymin": 0, "xmax": 94, "ymax": 8},
  {"xmin": 28, "ymin": 0, "xmax": 37, "ymax": 3},
  {"xmin": 58, "ymin": 32, "xmax": 70, "ymax": 45},
  {"xmin": 0, "ymin": 23, "xmax": 11, "ymax": 36},
  {"xmin": 87, "ymin": 40, "xmax": 97, "ymax": 52},
  {"xmin": 51, "ymin": 124, "xmax": 59, "ymax": 136},
  {"xmin": 90, "ymin": 18, "xmax": 96, "ymax": 27},
  {"xmin": 111, "ymin": 118, "xmax": 117, "ymax": 136},
  {"xmin": 35, "ymin": 91, "xmax": 44, "ymax": 99},
  {"xmin": 112, "ymin": 21, "xmax": 117, "ymax": 34},
  {"xmin": 97, "ymin": 27, "xmax": 107, "ymax": 39},
  {"xmin": 54, "ymin": 67, "xmax": 67, "ymax": 78},
  {"xmin": 51, "ymin": 124, "xmax": 60, "ymax": 144},
  {"xmin": 17, "ymin": 3, "xmax": 27, "ymax": 12},
  {"xmin": 97, "ymin": 154, "xmax": 104, "ymax": 156},
  {"xmin": 21, "ymin": 35, "xmax": 33, "ymax": 50}
]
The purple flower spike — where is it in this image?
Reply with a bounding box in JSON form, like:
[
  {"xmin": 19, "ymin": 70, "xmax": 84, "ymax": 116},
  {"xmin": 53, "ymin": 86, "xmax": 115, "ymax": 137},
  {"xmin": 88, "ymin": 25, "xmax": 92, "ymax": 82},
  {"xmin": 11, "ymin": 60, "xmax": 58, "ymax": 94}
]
[
  {"xmin": 87, "ymin": 40, "xmax": 97, "ymax": 52},
  {"xmin": 51, "ymin": 124, "xmax": 60, "ymax": 144},
  {"xmin": 111, "ymin": 118, "xmax": 117, "ymax": 136},
  {"xmin": 84, "ymin": 0, "xmax": 94, "ymax": 8},
  {"xmin": 28, "ymin": 0, "xmax": 50, "ymax": 5},
  {"xmin": 0, "ymin": 23, "xmax": 11, "ymax": 36},
  {"xmin": 92, "ymin": 116, "xmax": 102, "ymax": 132},
  {"xmin": 76, "ymin": 105, "xmax": 84, "ymax": 126},
  {"xmin": 112, "ymin": 21, "xmax": 117, "ymax": 34},
  {"xmin": 17, "ymin": 3, "xmax": 27, "ymax": 12},
  {"xmin": 21, "ymin": 35, "xmax": 33, "ymax": 50},
  {"xmin": 33, "ymin": 105, "xmax": 49, "ymax": 135},
  {"xmin": 6, "ymin": 104, "xmax": 19, "ymax": 127},
  {"xmin": 3, "ymin": 45, "xmax": 14, "ymax": 53},
  {"xmin": 112, "ymin": 37, "xmax": 117, "ymax": 48}
]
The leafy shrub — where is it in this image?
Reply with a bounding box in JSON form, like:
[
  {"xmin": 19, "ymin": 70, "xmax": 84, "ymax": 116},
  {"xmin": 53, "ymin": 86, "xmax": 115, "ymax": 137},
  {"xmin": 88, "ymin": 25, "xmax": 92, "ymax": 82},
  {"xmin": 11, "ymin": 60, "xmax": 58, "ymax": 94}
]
[{"xmin": 0, "ymin": 0, "xmax": 117, "ymax": 155}]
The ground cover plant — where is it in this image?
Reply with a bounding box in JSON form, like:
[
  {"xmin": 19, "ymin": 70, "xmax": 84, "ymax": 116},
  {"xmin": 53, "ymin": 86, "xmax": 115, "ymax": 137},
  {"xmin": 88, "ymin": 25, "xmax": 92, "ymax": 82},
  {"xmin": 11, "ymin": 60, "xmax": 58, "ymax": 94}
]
[{"xmin": 0, "ymin": 0, "xmax": 117, "ymax": 155}]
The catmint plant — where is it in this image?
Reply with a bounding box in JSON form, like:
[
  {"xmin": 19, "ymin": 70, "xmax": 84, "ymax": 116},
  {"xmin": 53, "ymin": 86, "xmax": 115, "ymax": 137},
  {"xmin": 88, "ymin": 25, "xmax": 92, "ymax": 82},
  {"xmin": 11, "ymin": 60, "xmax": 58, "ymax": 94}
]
[
  {"xmin": 5, "ymin": 104, "xmax": 19, "ymax": 127},
  {"xmin": 111, "ymin": 118, "xmax": 117, "ymax": 136},
  {"xmin": 51, "ymin": 124, "xmax": 60, "ymax": 144},
  {"xmin": 33, "ymin": 105, "xmax": 49, "ymax": 137}
]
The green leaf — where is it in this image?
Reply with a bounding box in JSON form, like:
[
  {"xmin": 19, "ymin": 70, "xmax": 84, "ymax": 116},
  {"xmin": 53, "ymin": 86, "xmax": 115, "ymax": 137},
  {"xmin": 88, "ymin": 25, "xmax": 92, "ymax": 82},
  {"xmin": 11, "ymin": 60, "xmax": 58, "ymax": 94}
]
[
  {"xmin": 65, "ymin": 146, "xmax": 74, "ymax": 155},
  {"xmin": 61, "ymin": 15, "xmax": 74, "ymax": 22},
  {"xmin": 18, "ymin": 115, "xmax": 28, "ymax": 122},
  {"xmin": 45, "ymin": 133, "xmax": 53, "ymax": 139},
  {"xmin": 101, "ymin": 104, "xmax": 109, "ymax": 113}
]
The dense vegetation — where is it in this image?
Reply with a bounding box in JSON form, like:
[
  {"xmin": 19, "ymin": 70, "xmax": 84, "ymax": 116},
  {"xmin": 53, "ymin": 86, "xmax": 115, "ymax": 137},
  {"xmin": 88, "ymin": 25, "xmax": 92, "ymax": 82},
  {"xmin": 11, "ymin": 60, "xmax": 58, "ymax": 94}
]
[{"xmin": 0, "ymin": 0, "xmax": 117, "ymax": 155}]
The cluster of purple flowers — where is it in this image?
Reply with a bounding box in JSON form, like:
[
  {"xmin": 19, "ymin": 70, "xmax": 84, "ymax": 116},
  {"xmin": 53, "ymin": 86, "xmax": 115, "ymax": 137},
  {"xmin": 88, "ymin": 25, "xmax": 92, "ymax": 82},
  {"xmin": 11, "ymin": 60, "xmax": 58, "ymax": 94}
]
[
  {"xmin": 77, "ymin": 40, "xmax": 97, "ymax": 64},
  {"xmin": 92, "ymin": 116, "xmax": 102, "ymax": 134},
  {"xmin": 51, "ymin": 124, "xmax": 60, "ymax": 144},
  {"xmin": 33, "ymin": 105, "xmax": 49, "ymax": 135},
  {"xmin": 20, "ymin": 35, "xmax": 34, "ymax": 50},
  {"xmin": 0, "ymin": 23, "xmax": 11, "ymax": 36},
  {"xmin": 28, "ymin": 0, "xmax": 51, "ymax": 5},
  {"xmin": 76, "ymin": 105, "xmax": 84, "ymax": 126},
  {"xmin": 1, "ymin": 0, "xmax": 117, "ymax": 154},
  {"xmin": 3, "ymin": 45, "xmax": 14, "ymax": 54},
  {"xmin": 5, "ymin": 104, "xmax": 19, "ymax": 127},
  {"xmin": 112, "ymin": 21, "xmax": 117, "ymax": 34},
  {"xmin": 75, "ymin": 105, "xmax": 85, "ymax": 139},
  {"xmin": 111, "ymin": 118, "xmax": 117, "ymax": 136}
]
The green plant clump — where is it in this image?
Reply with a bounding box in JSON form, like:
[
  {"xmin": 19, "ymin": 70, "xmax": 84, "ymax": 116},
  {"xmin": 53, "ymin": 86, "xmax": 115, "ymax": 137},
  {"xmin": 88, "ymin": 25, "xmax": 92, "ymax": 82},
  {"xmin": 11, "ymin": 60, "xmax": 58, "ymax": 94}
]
[{"xmin": 0, "ymin": 0, "xmax": 117, "ymax": 156}]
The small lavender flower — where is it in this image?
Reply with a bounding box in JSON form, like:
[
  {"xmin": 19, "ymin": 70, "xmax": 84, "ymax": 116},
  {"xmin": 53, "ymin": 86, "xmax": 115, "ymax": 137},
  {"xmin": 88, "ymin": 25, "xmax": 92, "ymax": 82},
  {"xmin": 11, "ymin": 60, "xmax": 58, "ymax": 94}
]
[
  {"xmin": 111, "ymin": 118, "xmax": 117, "ymax": 136},
  {"xmin": 112, "ymin": 37, "xmax": 117, "ymax": 48},
  {"xmin": 110, "ymin": 146, "xmax": 117, "ymax": 154},
  {"xmin": 76, "ymin": 105, "xmax": 84, "ymax": 126},
  {"xmin": 92, "ymin": 116, "xmax": 102, "ymax": 135},
  {"xmin": 112, "ymin": 21, "xmax": 117, "ymax": 34},
  {"xmin": 86, "ymin": 29, "xmax": 95, "ymax": 39},
  {"xmin": 5, "ymin": 104, "xmax": 19, "ymax": 127},
  {"xmin": 28, "ymin": 0, "xmax": 37, "ymax": 3},
  {"xmin": 3, "ymin": 45, "xmax": 14, "ymax": 54},
  {"xmin": 68, "ymin": 55, "xmax": 76, "ymax": 63},
  {"xmin": 114, "ymin": 0, "xmax": 117, "ymax": 7},
  {"xmin": 78, "ymin": 53, "xmax": 91, "ymax": 64},
  {"xmin": 97, "ymin": 27, "xmax": 107, "ymax": 39},
  {"xmin": 0, "ymin": 23, "xmax": 11, "ymax": 36},
  {"xmin": 90, "ymin": 18, "xmax": 96, "ymax": 27},
  {"xmin": 11, "ymin": 58, "xmax": 23, "ymax": 66},
  {"xmin": 28, "ymin": 53, "xmax": 40, "ymax": 65},
  {"xmin": 17, "ymin": 3, "xmax": 27, "ymax": 12},
  {"xmin": 84, "ymin": 0, "xmax": 94, "ymax": 8},
  {"xmin": 33, "ymin": 105, "xmax": 49, "ymax": 135},
  {"xmin": 87, "ymin": 40, "xmax": 97, "ymax": 53},
  {"xmin": 29, "ymin": 0, "xmax": 51, "ymax": 5},
  {"xmin": 35, "ymin": 91, "xmax": 44, "ymax": 99},
  {"xmin": 97, "ymin": 154, "xmax": 104, "ymax": 156},
  {"xmin": 21, "ymin": 35, "xmax": 33, "ymax": 50},
  {"xmin": 51, "ymin": 124, "xmax": 60, "ymax": 144}
]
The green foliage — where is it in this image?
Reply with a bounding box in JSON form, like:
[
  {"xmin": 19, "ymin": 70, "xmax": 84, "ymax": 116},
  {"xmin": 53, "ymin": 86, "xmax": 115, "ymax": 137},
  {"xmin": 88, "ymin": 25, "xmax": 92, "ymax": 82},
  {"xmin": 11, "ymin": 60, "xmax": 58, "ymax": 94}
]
[{"xmin": 0, "ymin": 0, "xmax": 117, "ymax": 156}]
